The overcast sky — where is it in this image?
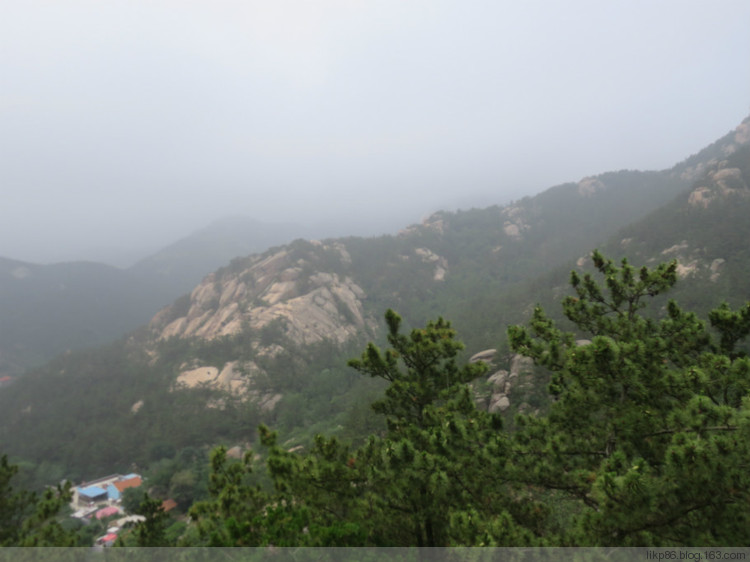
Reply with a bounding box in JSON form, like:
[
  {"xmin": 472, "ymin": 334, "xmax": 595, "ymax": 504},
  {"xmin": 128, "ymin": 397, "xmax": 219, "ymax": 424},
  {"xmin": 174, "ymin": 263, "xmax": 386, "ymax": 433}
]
[{"xmin": 1, "ymin": 1, "xmax": 749, "ymax": 265}]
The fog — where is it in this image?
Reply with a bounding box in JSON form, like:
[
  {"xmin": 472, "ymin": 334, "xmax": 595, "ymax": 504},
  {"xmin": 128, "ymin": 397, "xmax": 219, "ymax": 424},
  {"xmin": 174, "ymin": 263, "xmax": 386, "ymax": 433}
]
[{"xmin": 1, "ymin": 1, "xmax": 749, "ymax": 265}]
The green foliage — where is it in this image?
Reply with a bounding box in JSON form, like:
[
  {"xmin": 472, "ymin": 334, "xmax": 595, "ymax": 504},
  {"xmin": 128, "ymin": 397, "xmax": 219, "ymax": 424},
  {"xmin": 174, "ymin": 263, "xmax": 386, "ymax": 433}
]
[
  {"xmin": 120, "ymin": 487, "xmax": 144, "ymax": 515},
  {"xmin": 184, "ymin": 446, "xmax": 271, "ymax": 546},
  {"xmin": 185, "ymin": 272, "xmax": 750, "ymax": 546},
  {"xmin": 348, "ymin": 309, "xmax": 487, "ymax": 431},
  {"xmin": 0, "ymin": 455, "xmax": 75, "ymax": 546},
  {"xmin": 0, "ymin": 334, "xmax": 260, "ymax": 480},
  {"xmin": 121, "ymin": 492, "xmax": 171, "ymax": 547},
  {"xmin": 507, "ymin": 250, "xmax": 750, "ymax": 545},
  {"xmin": 184, "ymin": 310, "xmax": 515, "ymax": 546},
  {"xmin": 252, "ymin": 310, "xmax": 537, "ymax": 546},
  {"xmin": 169, "ymin": 469, "xmax": 198, "ymax": 510}
]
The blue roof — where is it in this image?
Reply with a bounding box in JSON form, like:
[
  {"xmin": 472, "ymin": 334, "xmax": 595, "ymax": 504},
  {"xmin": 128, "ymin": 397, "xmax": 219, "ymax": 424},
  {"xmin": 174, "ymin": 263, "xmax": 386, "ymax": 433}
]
[
  {"xmin": 79, "ymin": 485, "xmax": 107, "ymax": 498},
  {"xmin": 107, "ymin": 483, "xmax": 121, "ymax": 501},
  {"xmin": 122, "ymin": 473, "xmax": 140, "ymax": 480}
]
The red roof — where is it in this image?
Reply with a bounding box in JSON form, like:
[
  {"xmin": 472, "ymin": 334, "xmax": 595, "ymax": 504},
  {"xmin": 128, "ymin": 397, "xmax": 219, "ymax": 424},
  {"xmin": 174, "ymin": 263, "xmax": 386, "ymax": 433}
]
[
  {"xmin": 0, "ymin": 376, "xmax": 12, "ymax": 383},
  {"xmin": 96, "ymin": 506, "xmax": 120, "ymax": 519},
  {"xmin": 113, "ymin": 476, "xmax": 142, "ymax": 493},
  {"xmin": 161, "ymin": 499, "xmax": 177, "ymax": 512}
]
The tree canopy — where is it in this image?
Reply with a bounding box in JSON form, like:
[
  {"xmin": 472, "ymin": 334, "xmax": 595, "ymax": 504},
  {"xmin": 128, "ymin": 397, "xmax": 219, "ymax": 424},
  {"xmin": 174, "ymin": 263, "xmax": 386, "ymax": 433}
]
[
  {"xmin": 507, "ymin": 250, "xmax": 750, "ymax": 545},
  {"xmin": 0, "ymin": 455, "xmax": 75, "ymax": 546}
]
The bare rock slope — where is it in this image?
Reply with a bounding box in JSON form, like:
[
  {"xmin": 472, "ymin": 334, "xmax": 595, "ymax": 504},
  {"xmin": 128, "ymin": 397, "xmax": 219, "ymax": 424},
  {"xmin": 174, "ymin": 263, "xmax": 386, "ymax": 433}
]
[
  {"xmin": 146, "ymin": 240, "xmax": 376, "ymax": 403},
  {"xmin": 150, "ymin": 241, "xmax": 373, "ymax": 347}
]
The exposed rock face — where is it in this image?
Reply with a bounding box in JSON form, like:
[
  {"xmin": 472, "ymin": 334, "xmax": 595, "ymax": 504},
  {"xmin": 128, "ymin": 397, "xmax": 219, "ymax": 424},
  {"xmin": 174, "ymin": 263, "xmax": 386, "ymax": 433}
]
[
  {"xmin": 678, "ymin": 118, "xmax": 749, "ymax": 183},
  {"xmin": 503, "ymin": 223, "xmax": 521, "ymax": 238},
  {"xmin": 500, "ymin": 205, "xmax": 529, "ymax": 240},
  {"xmin": 688, "ymin": 161, "xmax": 749, "ymax": 209},
  {"xmin": 661, "ymin": 241, "xmax": 690, "ymax": 256},
  {"xmin": 414, "ymin": 247, "xmax": 449, "ymax": 281},
  {"xmin": 149, "ymin": 242, "xmax": 373, "ymax": 347},
  {"xmin": 176, "ymin": 366, "xmax": 220, "ymax": 387},
  {"xmin": 487, "ymin": 369, "xmax": 511, "ymax": 412},
  {"xmin": 148, "ymin": 240, "xmax": 377, "ymax": 407},
  {"xmin": 654, "ymin": 239, "xmax": 727, "ymax": 281},
  {"xmin": 399, "ymin": 213, "xmax": 445, "ymax": 236},
  {"xmin": 474, "ymin": 352, "xmax": 534, "ymax": 414},
  {"xmin": 577, "ymin": 176, "xmax": 605, "ymax": 197},
  {"xmin": 226, "ymin": 446, "xmax": 243, "ymax": 460},
  {"xmin": 469, "ymin": 349, "xmax": 496, "ymax": 364},
  {"xmin": 687, "ymin": 187, "xmax": 713, "ymax": 208}
]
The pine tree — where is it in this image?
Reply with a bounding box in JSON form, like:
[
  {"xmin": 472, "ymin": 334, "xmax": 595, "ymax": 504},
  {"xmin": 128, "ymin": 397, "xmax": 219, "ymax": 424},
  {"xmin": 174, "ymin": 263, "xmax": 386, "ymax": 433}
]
[
  {"xmin": 507, "ymin": 250, "xmax": 750, "ymax": 545},
  {"xmin": 183, "ymin": 446, "xmax": 270, "ymax": 546},
  {"xmin": 260, "ymin": 310, "xmax": 535, "ymax": 546},
  {"xmin": 0, "ymin": 455, "xmax": 75, "ymax": 546},
  {"xmin": 130, "ymin": 493, "xmax": 170, "ymax": 547}
]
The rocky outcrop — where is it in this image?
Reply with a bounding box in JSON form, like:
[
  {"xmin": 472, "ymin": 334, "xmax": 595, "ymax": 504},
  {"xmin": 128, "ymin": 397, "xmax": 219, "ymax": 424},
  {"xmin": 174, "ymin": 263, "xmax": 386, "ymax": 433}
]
[
  {"xmin": 577, "ymin": 176, "xmax": 605, "ymax": 197},
  {"xmin": 677, "ymin": 117, "xmax": 749, "ymax": 183},
  {"xmin": 686, "ymin": 133, "xmax": 749, "ymax": 209},
  {"xmin": 414, "ymin": 247, "xmax": 448, "ymax": 281},
  {"xmin": 399, "ymin": 213, "xmax": 445, "ymax": 237},
  {"xmin": 149, "ymin": 242, "xmax": 374, "ymax": 347},
  {"xmin": 688, "ymin": 166, "xmax": 749, "ymax": 208},
  {"xmin": 469, "ymin": 349, "xmax": 496, "ymax": 364},
  {"xmin": 653, "ymin": 240, "xmax": 727, "ymax": 281},
  {"xmin": 148, "ymin": 240, "xmax": 378, "ymax": 407},
  {"xmin": 174, "ymin": 361, "xmax": 250, "ymax": 395},
  {"xmin": 500, "ymin": 204, "xmax": 530, "ymax": 241},
  {"xmin": 168, "ymin": 356, "xmax": 285, "ymax": 410},
  {"xmin": 473, "ymin": 352, "xmax": 534, "ymax": 414}
]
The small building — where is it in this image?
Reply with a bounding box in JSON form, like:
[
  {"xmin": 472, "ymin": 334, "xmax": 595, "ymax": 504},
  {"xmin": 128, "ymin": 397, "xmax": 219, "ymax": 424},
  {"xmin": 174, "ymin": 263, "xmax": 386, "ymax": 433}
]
[
  {"xmin": 161, "ymin": 499, "xmax": 178, "ymax": 513},
  {"xmin": 71, "ymin": 506, "xmax": 99, "ymax": 520},
  {"xmin": 77, "ymin": 485, "xmax": 108, "ymax": 505},
  {"xmin": 95, "ymin": 532, "xmax": 118, "ymax": 547},
  {"xmin": 106, "ymin": 483, "xmax": 121, "ymax": 502},
  {"xmin": 71, "ymin": 473, "xmax": 142, "ymax": 508},
  {"xmin": 95, "ymin": 506, "xmax": 121, "ymax": 520},
  {"xmin": 113, "ymin": 475, "xmax": 142, "ymax": 495}
]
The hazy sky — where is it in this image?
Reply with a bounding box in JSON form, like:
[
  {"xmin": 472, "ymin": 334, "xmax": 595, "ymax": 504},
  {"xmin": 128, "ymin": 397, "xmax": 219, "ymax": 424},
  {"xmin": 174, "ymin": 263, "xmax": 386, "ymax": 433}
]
[{"xmin": 2, "ymin": 1, "xmax": 749, "ymax": 265}]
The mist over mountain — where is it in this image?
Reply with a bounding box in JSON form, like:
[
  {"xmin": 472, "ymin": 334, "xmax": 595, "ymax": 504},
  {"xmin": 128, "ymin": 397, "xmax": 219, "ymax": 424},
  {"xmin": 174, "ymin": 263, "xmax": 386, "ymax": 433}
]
[
  {"xmin": 3, "ymin": 0, "xmax": 750, "ymax": 546},
  {"xmin": 0, "ymin": 217, "xmax": 319, "ymax": 376},
  {"xmin": 1, "ymin": 115, "xmax": 747, "ymax": 487}
]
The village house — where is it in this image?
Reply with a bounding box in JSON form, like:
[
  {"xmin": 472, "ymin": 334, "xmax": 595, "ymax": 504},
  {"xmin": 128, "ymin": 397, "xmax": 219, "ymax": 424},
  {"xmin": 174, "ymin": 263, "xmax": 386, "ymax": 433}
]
[{"xmin": 71, "ymin": 473, "xmax": 143, "ymax": 512}]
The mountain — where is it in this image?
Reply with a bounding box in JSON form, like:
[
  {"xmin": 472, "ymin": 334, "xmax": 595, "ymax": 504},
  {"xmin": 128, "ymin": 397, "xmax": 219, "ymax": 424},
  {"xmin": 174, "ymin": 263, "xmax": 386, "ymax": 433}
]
[
  {"xmin": 128, "ymin": 216, "xmax": 313, "ymax": 298},
  {"xmin": 0, "ymin": 115, "xmax": 748, "ymax": 483},
  {"xmin": 600, "ymin": 122, "xmax": 750, "ymax": 312},
  {"xmin": 0, "ymin": 217, "xmax": 314, "ymax": 377},
  {"xmin": 0, "ymin": 258, "xmax": 159, "ymax": 376}
]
